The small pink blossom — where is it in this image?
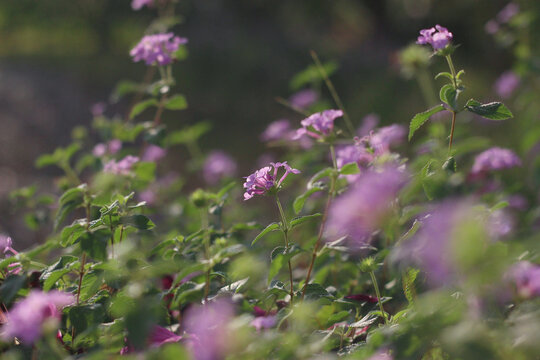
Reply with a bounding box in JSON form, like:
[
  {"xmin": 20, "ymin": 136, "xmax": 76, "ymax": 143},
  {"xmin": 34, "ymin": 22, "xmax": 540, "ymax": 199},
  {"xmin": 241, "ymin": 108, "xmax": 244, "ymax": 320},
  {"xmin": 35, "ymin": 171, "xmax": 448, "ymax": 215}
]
[
  {"xmin": 293, "ymin": 109, "xmax": 343, "ymax": 140},
  {"xmin": 417, "ymin": 25, "xmax": 453, "ymax": 51},
  {"xmin": 243, "ymin": 162, "xmax": 300, "ymax": 200},
  {"xmin": 103, "ymin": 155, "xmax": 139, "ymax": 175}
]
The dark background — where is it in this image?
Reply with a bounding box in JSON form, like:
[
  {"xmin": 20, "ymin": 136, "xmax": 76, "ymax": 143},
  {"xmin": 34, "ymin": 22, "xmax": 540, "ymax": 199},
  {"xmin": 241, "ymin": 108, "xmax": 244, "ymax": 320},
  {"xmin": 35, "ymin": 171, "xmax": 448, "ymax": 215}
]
[{"xmin": 0, "ymin": 0, "xmax": 528, "ymax": 243}]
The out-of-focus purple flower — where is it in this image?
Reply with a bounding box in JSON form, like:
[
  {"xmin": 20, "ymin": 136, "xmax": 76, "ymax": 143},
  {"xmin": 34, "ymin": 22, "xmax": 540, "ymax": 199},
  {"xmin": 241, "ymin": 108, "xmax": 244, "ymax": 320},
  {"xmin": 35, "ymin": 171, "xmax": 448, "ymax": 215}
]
[
  {"xmin": 325, "ymin": 167, "xmax": 408, "ymax": 249},
  {"xmin": 1, "ymin": 235, "xmax": 22, "ymax": 275},
  {"xmin": 203, "ymin": 151, "xmax": 237, "ymax": 185},
  {"xmin": 243, "ymin": 162, "xmax": 300, "ymax": 200},
  {"xmin": 507, "ymin": 194, "xmax": 527, "ymax": 211},
  {"xmin": 1, "ymin": 290, "xmax": 74, "ymax": 344},
  {"xmin": 251, "ymin": 315, "xmax": 276, "ymax": 331},
  {"xmin": 484, "ymin": 20, "xmax": 500, "ymax": 35},
  {"xmin": 417, "ymin": 25, "xmax": 453, "ymax": 51},
  {"xmin": 368, "ymin": 351, "xmax": 393, "ymax": 360},
  {"xmin": 90, "ymin": 102, "xmax": 106, "ymax": 117},
  {"xmin": 289, "ymin": 89, "xmax": 318, "ymax": 109},
  {"xmin": 104, "ymin": 155, "xmax": 139, "ymax": 175},
  {"xmin": 108, "ymin": 139, "xmax": 122, "ymax": 154},
  {"xmin": 93, "ymin": 139, "xmax": 122, "ymax": 157},
  {"xmin": 494, "ymin": 71, "xmax": 520, "ymax": 99},
  {"xmin": 184, "ymin": 299, "xmax": 235, "ymax": 360},
  {"xmin": 293, "ymin": 110, "xmax": 343, "ymax": 140},
  {"xmin": 336, "ymin": 144, "xmax": 374, "ymax": 183},
  {"xmin": 130, "ymin": 33, "xmax": 187, "ymax": 66},
  {"xmin": 497, "ymin": 3, "xmax": 519, "ymax": 23},
  {"xmin": 131, "ymin": 0, "xmax": 154, "ymax": 10},
  {"xmin": 507, "ymin": 261, "xmax": 540, "ymax": 299},
  {"xmin": 489, "ymin": 209, "xmax": 514, "ymax": 239},
  {"xmin": 471, "ymin": 147, "xmax": 521, "ymax": 175},
  {"xmin": 370, "ymin": 124, "xmax": 406, "ymax": 155},
  {"xmin": 260, "ymin": 119, "xmax": 292, "ymax": 142},
  {"xmin": 142, "ymin": 145, "xmax": 167, "ymax": 162},
  {"xmin": 357, "ymin": 113, "xmax": 379, "ymax": 137}
]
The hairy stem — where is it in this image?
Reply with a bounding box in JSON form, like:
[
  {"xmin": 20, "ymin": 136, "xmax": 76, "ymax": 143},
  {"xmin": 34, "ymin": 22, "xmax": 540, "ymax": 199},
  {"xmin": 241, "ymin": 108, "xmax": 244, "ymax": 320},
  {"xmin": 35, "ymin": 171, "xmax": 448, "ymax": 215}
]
[{"xmin": 275, "ymin": 196, "xmax": 294, "ymax": 304}]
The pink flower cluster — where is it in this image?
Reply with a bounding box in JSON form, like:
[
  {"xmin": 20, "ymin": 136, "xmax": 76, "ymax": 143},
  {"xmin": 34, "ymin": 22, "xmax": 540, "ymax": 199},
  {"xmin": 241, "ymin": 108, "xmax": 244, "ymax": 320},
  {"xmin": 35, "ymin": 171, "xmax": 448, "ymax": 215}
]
[
  {"xmin": 471, "ymin": 147, "xmax": 521, "ymax": 175},
  {"xmin": 130, "ymin": 33, "xmax": 188, "ymax": 66},
  {"xmin": 1, "ymin": 235, "xmax": 22, "ymax": 275},
  {"xmin": 243, "ymin": 162, "xmax": 300, "ymax": 200},
  {"xmin": 416, "ymin": 25, "xmax": 453, "ymax": 51},
  {"xmin": 103, "ymin": 155, "xmax": 139, "ymax": 175},
  {"xmin": 293, "ymin": 109, "xmax": 343, "ymax": 140}
]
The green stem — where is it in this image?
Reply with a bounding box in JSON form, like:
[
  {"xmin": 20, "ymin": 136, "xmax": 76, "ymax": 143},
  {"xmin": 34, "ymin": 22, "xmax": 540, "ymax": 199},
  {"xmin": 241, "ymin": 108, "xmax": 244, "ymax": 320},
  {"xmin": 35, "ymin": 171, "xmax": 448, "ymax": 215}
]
[
  {"xmin": 448, "ymin": 110, "xmax": 456, "ymax": 154},
  {"xmin": 370, "ymin": 270, "xmax": 388, "ymax": 324},
  {"xmin": 201, "ymin": 210, "xmax": 211, "ymax": 303},
  {"xmin": 445, "ymin": 55, "xmax": 457, "ymax": 88},
  {"xmin": 275, "ymin": 196, "xmax": 294, "ymax": 304}
]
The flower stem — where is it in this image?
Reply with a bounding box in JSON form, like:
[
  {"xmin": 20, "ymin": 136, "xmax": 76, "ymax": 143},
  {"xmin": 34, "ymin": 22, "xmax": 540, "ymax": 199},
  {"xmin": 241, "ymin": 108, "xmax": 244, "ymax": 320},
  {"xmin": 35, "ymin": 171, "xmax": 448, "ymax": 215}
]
[
  {"xmin": 275, "ymin": 196, "xmax": 294, "ymax": 304},
  {"xmin": 201, "ymin": 210, "xmax": 211, "ymax": 303},
  {"xmin": 448, "ymin": 110, "xmax": 456, "ymax": 154},
  {"xmin": 445, "ymin": 55, "xmax": 457, "ymax": 88},
  {"xmin": 369, "ymin": 270, "xmax": 388, "ymax": 324}
]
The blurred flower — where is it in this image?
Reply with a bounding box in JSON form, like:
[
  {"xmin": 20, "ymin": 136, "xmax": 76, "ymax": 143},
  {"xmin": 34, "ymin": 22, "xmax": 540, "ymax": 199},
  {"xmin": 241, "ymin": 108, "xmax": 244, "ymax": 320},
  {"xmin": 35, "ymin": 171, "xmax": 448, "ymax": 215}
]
[
  {"xmin": 368, "ymin": 351, "xmax": 393, "ymax": 360},
  {"xmin": 497, "ymin": 3, "xmax": 519, "ymax": 23},
  {"xmin": 203, "ymin": 151, "xmax": 237, "ymax": 185},
  {"xmin": 488, "ymin": 209, "xmax": 514, "ymax": 239},
  {"xmin": 104, "ymin": 155, "xmax": 139, "ymax": 175},
  {"xmin": 93, "ymin": 139, "xmax": 122, "ymax": 157},
  {"xmin": 325, "ymin": 166, "xmax": 408, "ymax": 248},
  {"xmin": 357, "ymin": 113, "xmax": 379, "ymax": 137},
  {"xmin": 471, "ymin": 147, "xmax": 521, "ymax": 175},
  {"xmin": 484, "ymin": 20, "xmax": 500, "ymax": 35},
  {"xmin": 1, "ymin": 290, "xmax": 74, "ymax": 344},
  {"xmin": 370, "ymin": 124, "xmax": 406, "ymax": 155},
  {"xmin": 293, "ymin": 109, "xmax": 343, "ymax": 140},
  {"xmin": 131, "ymin": 0, "xmax": 154, "ymax": 11},
  {"xmin": 251, "ymin": 315, "xmax": 276, "ymax": 331},
  {"xmin": 130, "ymin": 33, "xmax": 188, "ymax": 66},
  {"xmin": 148, "ymin": 325, "xmax": 183, "ymax": 347},
  {"xmin": 142, "ymin": 145, "xmax": 167, "ymax": 162},
  {"xmin": 507, "ymin": 261, "xmax": 540, "ymax": 299},
  {"xmin": 289, "ymin": 89, "xmax": 318, "ymax": 109},
  {"xmin": 494, "ymin": 71, "xmax": 520, "ymax": 99},
  {"xmin": 1, "ymin": 235, "xmax": 22, "ymax": 275},
  {"xmin": 336, "ymin": 144, "xmax": 374, "ymax": 183},
  {"xmin": 507, "ymin": 194, "xmax": 527, "ymax": 211},
  {"xmin": 184, "ymin": 299, "xmax": 235, "ymax": 360},
  {"xmin": 260, "ymin": 119, "xmax": 292, "ymax": 142},
  {"xmin": 243, "ymin": 162, "xmax": 300, "ymax": 200},
  {"xmin": 90, "ymin": 102, "xmax": 106, "ymax": 117},
  {"xmin": 417, "ymin": 25, "xmax": 453, "ymax": 51}
]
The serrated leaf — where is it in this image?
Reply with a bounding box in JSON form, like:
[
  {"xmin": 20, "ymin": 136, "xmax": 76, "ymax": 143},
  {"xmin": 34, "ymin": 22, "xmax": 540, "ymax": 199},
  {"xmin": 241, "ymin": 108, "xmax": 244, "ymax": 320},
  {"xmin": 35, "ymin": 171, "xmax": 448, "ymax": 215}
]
[
  {"xmin": 164, "ymin": 94, "xmax": 188, "ymax": 110},
  {"xmin": 339, "ymin": 162, "xmax": 360, "ymax": 175},
  {"xmin": 302, "ymin": 283, "xmax": 332, "ymax": 301},
  {"xmin": 408, "ymin": 105, "xmax": 445, "ymax": 141},
  {"xmin": 465, "ymin": 99, "xmax": 513, "ymax": 120},
  {"xmin": 290, "ymin": 213, "xmax": 321, "ymax": 229},
  {"xmin": 402, "ymin": 268, "xmax": 420, "ymax": 305},
  {"xmin": 120, "ymin": 215, "xmax": 155, "ymax": 230},
  {"xmin": 130, "ymin": 98, "xmax": 158, "ymax": 119},
  {"xmin": 251, "ymin": 222, "xmax": 280, "ymax": 246},
  {"xmin": 439, "ymin": 84, "xmax": 457, "ymax": 110},
  {"xmin": 293, "ymin": 186, "xmax": 325, "ymax": 214}
]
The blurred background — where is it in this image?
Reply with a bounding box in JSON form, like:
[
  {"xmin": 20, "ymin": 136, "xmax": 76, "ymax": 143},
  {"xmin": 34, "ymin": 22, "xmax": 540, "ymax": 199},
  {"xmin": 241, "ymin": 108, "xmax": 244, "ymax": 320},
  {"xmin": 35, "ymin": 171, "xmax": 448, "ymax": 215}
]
[{"xmin": 0, "ymin": 0, "xmax": 537, "ymax": 245}]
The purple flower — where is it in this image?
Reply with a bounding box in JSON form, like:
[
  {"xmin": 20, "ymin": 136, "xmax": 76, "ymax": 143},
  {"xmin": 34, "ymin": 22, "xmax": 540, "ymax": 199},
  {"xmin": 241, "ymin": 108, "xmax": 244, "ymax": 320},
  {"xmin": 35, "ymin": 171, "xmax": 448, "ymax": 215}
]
[
  {"xmin": 417, "ymin": 25, "xmax": 453, "ymax": 51},
  {"xmin": 142, "ymin": 145, "xmax": 167, "ymax": 162},
  {"xmin": 507, "ymin": 261, "xmax": 540, "ymax": 299},
  {"xmin": 494, "ymin": 71, "xmax": 520, "ymax": 99},
  {"xmin": 1, "ymin": 290, "xmax": 74, "ymax": 344},
  {"xmin": 243, "ymin": 162, "xmax": 300, "ymax": 200},
  {"xmin": 203, "ymin": 151, "xmax": 238, "ymax": 185},
  {"xmin": 369, "ymin": 124, "xmax": 406, "ymax": 155},
  {"xmin": 90, "ymin": 102, "xmax": 106, "ymax": 117},
  {"xmin": 103, "ymin": 155, "xmax": 139, "ymax": 175},
  {"xmin": 368, "ymin": 351, "xmax": 393, "ymax": 360},
  {"xmin": 293, "ymin": 109, "xmax": 343, "ymax": 140},
  {"xmin": 489, "ymin": 209, "xmax": 514, "ymax": 239},
  {"xmin": 289, "ymin": 89, "xmax": 318, "ymax": 109},
  {"xmin": 131, "ymin": 0, "xmax": 154, "ymax": 11},
  {"xmin": 184, "ymin": 299, "xmax": 235, "ymax": 360},
  {"xmin": 471, "ymin": 147, "xmax": 521, "ymax": 175},
  {"xmin": 251, "ymin": 315, "xmax": 276, "ymax": 331},
  {"xmin": 1, "ymin": 235, "xmax": 22, "ymax": 275},
  {"xmin": 108, "ymin": 139, "xmax": 122, "ymax": 154},
  {"xmin": 484, "ymin": 20, "xmax": 500, "ymax": 35},
  {"xmin": 325, "ymin": 167, "xmax": 408, "ymax": 249},
  {"xmin": 260, "ymin": 119, "xmax": 292, "ymax": 142},
  {"xmin": 93, "ymin": 139, "xmax": 122, "ymax": 157},
  {"xmin": 357, "ymin": 113, "xmax": 379, "ymax": 137},
  {"xmin": 130, "ymin": 33, "xmax": 188, "ymax": 66},
  {"xmin": 336, "ymin": 144, "xmax": 374, "ymax": 183},
  {"xmin": 148, "ymin": 325, "xmax": 182, "ymax": 347},
  {"xmin": 497, "ymin": 3, "xmax": 519, "ymax": 23}
]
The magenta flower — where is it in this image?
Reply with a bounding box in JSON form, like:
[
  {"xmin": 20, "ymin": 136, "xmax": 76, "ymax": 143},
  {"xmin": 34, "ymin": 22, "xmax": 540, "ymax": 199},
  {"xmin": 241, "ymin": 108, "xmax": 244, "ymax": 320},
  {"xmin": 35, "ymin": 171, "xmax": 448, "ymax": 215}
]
[
  {"xmin": 1, "ymin": 290, "xmax": 74, "ymax": 344},
  {"xmin": 203, "ymin": 151, "xmax": 238, "ymax": 185},
  {"xmin": 243, "ymin": 162, "xmax": 300, "ymax": 200},
  {"xmin": 103, "ymin": 155, "xmax": 139, "ymax": 175},
  {"xmin": 130, "ymin": 33, "xmax": 188, "ymax": 66},
  {"xmin": 142, "ymin": 145, "xmax": 167, "ymax": 162},
  {"xmin": 497, "ymin": 3, "xmax": 519, "ymax": 23},
  {"xmin": 148, "ymin": 325, "xmax": 182, "ymax": 347},
  {"xmin": 417, "ymin": 25, "xmax": 453, "ymax": 51},
  {"xmin": 93, "ymin": 139, "xmax": 122, "ymax": 157},
  {"xmin": 289, "ymin": 89, "xmax": 318, "ymax": 109},
  {"xmin": 494, "ymin": 71, "xmax": 520, "ymax": 99},
  {"xmin": 369, "ymin": 124, "xmax": 406, "ymax": 155},
  {"xmin": 325, "ymin": 166, "xmax": 408, "ymax": 249},
  {"xmin": 471, "ymin": 147, "xmax": 521, "ymax": 175},
  {"xmin": 260, "ymin": 119, "xmax": 292, "ymax": 142},
  {"xmin": 184, "ymin": 299, "xmax": 235, "ymax": 360},
  {"xmin": 336, "ymin": 144, "xmax": 374, "ymax": 183},
  {"xmin": 251, "ymin": 315, "xmax": 277, "ymax": 331},
  {"xmin": 507, "ymin": 261, "xmax": 540, "ymax": 299},
  {"xmin": 90, "ymin": 102, "xmax": 106, "ymax": 117},
  {"xmin": 131, "ymin": 0, "xmax": 154, "ymax": 10},
  {"xmin": 1, "ymin": 235, "xmax": 22, "ymax": 275},
  {"xmin": 293, "ymin": 109, "xmax": 343, "ymax": 140}
]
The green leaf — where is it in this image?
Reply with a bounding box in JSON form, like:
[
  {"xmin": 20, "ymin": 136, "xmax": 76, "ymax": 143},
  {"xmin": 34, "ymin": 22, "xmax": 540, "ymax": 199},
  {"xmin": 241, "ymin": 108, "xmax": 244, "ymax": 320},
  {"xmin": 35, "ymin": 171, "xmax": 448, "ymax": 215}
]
[
  {"xmin": 69, "ymin": 304, "xmax": 105, "ymax": 334},
  {"xmin": 308, "ymin": 167, "xmax": 334, "ymax": 187},
  {"xmin": 491, "ymin": 201, "xmax": 509, "ymax": 211},
  {"xmin": 339, "ymin": 162, "xmax": 360, "ymax": 175},
  {"xmin": 120, "ymin": 215, "xmax": 155, "ymax": 230},
  {"xmin": 434, "ymin": 72, "xmax": 453, "ymax": 81},
  {"xmin": 302, "ymin": 283, "xmax": 332, "ymax": 302},
  {"xmin": 55, "ymin": 184, "xmax": 86, "ymax": 229},
  {"xmin": 0, "ymin": 275, "xmax": 27, "ymax": 305},
  {"xmin": 290, "ymin": 62, "xmax": 338, "ymax": 90},
  {"xmin": 402, "ymin": 268, "xmax": 420, "ymax": 305},
  {"xmin": 111, "ymin": 80, "xmax": 143, "ymax": 102},
  {"xmin": 36, "ymin": 143, "xmax": 81, "ymax": 169},
  {"xmin": 251, "ymin": 222, "xmax": 280, "ymax": 246},
  {"xmin": 408, "ymin": 104, "xmax": 445, "ymax": 141},
  {"xmin": 268, "ymin": 245, "xmax": 303, "ymax": 282},
  {"xmin": 130, "ymin": 98, "xmax": 158, "ymax": 119},
  {"xmin": 293, "ymin": 186, "xmax": 325, "ymax": 214},
  {"xmin": 167, "ymin": 122, "xmax": 211, "ymax": 146},
  {"xmin": 40, "ymin": 255, "xmax": 78, "ymax": 290},
  {"xmin": 61, "ymin": 220, "xmax": 88, "ymax": 247},
  {"xmin": 290, "ymin": 213, "xmax": 321, "ymax": 229},
  {"xmin": 465, "ymin": 99, "xmax": 513, "ymax": 120},
  {"xmin": 439, "ymin": 84, "xmax": 457, "ymax": 110},
  {"xmin": 164, "ymin": 94, "xmax": 188, "ymax": 110},
  {"xmin": 80, "ymin": 230, "xmax": 110, "ymax": 261}
]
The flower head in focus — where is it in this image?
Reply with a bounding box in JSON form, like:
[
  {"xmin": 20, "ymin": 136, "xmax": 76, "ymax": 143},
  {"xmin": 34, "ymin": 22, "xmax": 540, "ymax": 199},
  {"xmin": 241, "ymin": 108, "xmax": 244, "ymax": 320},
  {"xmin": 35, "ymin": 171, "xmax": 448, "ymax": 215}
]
[
  {"xmin": 243, "ymin": 162, "xmax": 300, "ymax": 200},
  {"xmin": 1, "ymin": 290, "xmax": 74, "ymax": 344},
  {"xmin": 203, "ymin": 151, "xmax": 237, "ymax": 185},
  {"xmin": 417, "ymin": 25, "xmax": 453, "ymax": 51},
  {"xmin": 130, "ymin": 33, "xmax": 187, "ymax": 66},
  {"xmin": 471, "ymin": 147, "xmax": 521, "ymax": 176},
  {"xmin": 104, "ymin": 155, "xmax": 139, "ymax": 175},
  {"xmin": 293, "ymin": 109, "xmax": 343, "ymax": 140}
]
